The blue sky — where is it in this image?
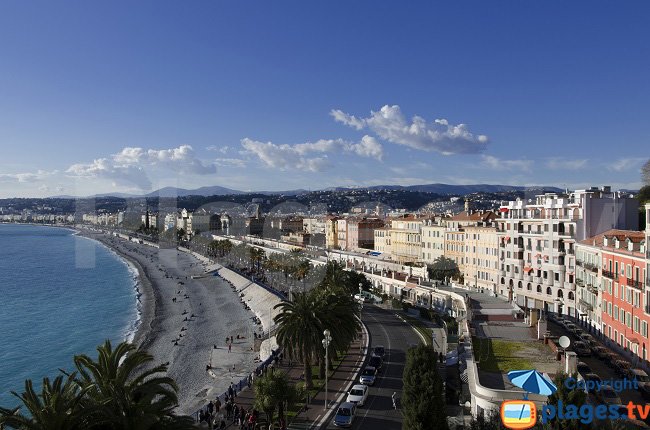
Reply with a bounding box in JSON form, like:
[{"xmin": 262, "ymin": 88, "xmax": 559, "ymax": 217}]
[{"xmin": 0, "ymin": 1, "xmax": 649, "ymax": 197}]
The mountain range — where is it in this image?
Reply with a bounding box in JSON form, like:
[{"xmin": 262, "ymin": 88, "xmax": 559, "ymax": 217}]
[{"xmin": 51, "ymin": 183, "xmax": 564, "ymax": 199}]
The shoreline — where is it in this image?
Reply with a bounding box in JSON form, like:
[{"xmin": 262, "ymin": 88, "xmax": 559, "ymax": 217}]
[{"xmin": 78, "ymin": 229, "xmax": 261, "ymax": 416}]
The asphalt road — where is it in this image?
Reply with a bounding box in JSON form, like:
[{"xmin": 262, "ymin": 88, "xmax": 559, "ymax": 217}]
[
  {"xmin": 547, "ymin": 319, "xmax": 646, "ymax": 406},
  {"xmin": 326, "ymin": 305, "xmax": 422, "ymax": 430}
]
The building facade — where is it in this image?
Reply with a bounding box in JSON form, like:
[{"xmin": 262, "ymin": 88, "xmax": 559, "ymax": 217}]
[
  {"xmin": 497, "ymin": 187, "xmax": 639, "ymax": 318},
  {"xmin": 463, "ymin": 224, "xmax": 500, "ymax": 294}
]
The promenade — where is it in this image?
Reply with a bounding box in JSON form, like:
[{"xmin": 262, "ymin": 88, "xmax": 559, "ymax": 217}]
[{"xmin": 197, "ymin": 325, "xmax": 368, "ymax": 429}]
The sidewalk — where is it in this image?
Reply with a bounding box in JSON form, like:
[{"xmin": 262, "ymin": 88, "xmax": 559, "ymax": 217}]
[{"xmin": 200, "ymin": 325, "xmax": 368, "ymax": 429}]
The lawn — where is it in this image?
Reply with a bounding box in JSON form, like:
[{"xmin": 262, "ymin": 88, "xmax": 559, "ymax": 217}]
[
  {"xmin": 472, "ymin": 336, "xmax": 549, "ymax": 373},
  {"xmin": 401, "ymin": 314, "xmax": 432, "ymax": 346}
]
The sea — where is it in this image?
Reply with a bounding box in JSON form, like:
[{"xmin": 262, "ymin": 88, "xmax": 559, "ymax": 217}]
[{"xmin": 0, "ymin": 224, "xmax": 138, "ymax": 408}]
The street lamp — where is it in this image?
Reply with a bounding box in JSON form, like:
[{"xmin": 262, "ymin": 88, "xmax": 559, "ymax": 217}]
[{"xmin": 322, "ymin": 329, "xmax": 332, "ymax": 410}]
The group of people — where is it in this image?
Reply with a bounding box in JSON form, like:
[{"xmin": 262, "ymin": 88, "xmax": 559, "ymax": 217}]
[{"xmin": 199, "ymin": 382, "xmax": 260, "ymax": 430}]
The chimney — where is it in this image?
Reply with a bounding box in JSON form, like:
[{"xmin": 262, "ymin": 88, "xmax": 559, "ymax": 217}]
[{"xmin": 464, "ymin": 200, "xmax": 470, "ymax": 213}]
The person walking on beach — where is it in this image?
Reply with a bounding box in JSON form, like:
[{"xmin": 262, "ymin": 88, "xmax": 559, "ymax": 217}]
[{"xmin": 228, "ymin": 343, "xmax": 231, "ymax": 353}]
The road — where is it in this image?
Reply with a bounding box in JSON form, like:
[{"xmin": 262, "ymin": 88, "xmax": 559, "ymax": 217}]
[
  {"xmin": 326, "ymin": 305, "xmax": 422, "ymax": 430},
  {"xmin": 547, "ymin": 319, "xmax": 646, "ymax": 406}
]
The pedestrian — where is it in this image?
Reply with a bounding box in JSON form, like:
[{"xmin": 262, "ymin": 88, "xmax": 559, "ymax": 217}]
[
  {"xmin": 228, "ymin": 343, "xmax": 232, "ymax": 353},
  {"xmin": 439, "ymin": 351, "xmax": 444, "ymax": 364},
  {"xmin": 208, "ymin": 400, "xmax": 214, "ymax": 415}
]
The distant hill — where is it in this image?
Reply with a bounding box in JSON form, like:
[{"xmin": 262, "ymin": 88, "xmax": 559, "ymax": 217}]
[
  {"xmin": 326, "ymin": 183, "xmax": 563, "ymax": 195},
  {"xmin": 49, "ymin": 183, "xmax": 564, "ymax": 199},
  {"xmin": 145, "ymin": 185, "xmax": 245, "ymax": 197}
]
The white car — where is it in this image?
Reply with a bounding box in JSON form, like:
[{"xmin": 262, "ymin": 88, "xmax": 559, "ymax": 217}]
[{"xmin": 346, "ymin": 384, "xmax": 368, "ymax": 407}]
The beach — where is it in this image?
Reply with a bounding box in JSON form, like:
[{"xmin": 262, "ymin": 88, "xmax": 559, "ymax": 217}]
[{"xmin": 82, "ymin": 230, "xmax": 262, "ymax": 416}]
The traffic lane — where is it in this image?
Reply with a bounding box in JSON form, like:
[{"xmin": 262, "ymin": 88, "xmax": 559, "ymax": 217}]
[
  {"xmin": 339, "ymin": 305, "xmax": 421, "ymax": 430},
  {"xmin": 547, "ymin": 320, "xmax": 645, "ymax": 405}
]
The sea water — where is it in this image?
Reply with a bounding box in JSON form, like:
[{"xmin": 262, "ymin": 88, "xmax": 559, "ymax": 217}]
[{"xmin": 0, "ymin": 224, "xmax": 138, "ymax": 408}]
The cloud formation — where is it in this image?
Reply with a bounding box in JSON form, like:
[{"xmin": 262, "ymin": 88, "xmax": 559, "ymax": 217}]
[
  {"xmin": 481, "ymin": 155, "xmax": 532, "ymax": 171},
  {"xmin": 66, "ymin": 145, "xmax": 216, "ymax": 190},
  {"xmin": 607, "ymin": 158, "xmax": 641, "ymax": 172},
  {"xmin": 214, "ymin": 158, "xmax": 247, "ymax": 168},
  {"xmin": 545, "ymin": 158, "xmax": 588, "ymax": 170},
  {"xmin": 331, "ymin": 105, "xmax": 488, "ymax": 155},
  {"xmin": 241, "ymin": 135, "xmax": 383, "ymax": 172},
  {"xmin": 0, "ymin": 170, "xmax": 55, "ymax": 183}
]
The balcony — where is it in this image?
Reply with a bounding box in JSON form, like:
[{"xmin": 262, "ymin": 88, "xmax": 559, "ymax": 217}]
[
  {"xmin": 535, "ymin": 245, "xmax": 542, "ymax": 251},
  {"xmin": 578, "ymin": 299, "xmax": 594, "ymax": 312},
  {"xmin": 602, "ymin": 270, "xmax": 615, "ymax": 280},
  {"xmin": 626, "ymin": 278, "xmax": 644, "ymax": 290},
  {"xmin": 525, "ymin": 245, "xmax": 532, "ymax": 250},
  {"xmin": 567, "ymin": 248, "xmax": 575, "ymax": 255}
]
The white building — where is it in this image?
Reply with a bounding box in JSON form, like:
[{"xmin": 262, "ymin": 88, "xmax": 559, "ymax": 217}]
[{"xmin": 497, "ymin": 187, "xmax": 639, "ymax": 318}]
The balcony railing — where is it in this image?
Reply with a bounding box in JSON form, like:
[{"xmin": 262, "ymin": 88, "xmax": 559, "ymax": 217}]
[
  {"xmin": 602, "ymin": 270, "xmax": 615, "ymax": 280},
  {"xmin": 626, "ymin": 278, "xmax": 644, "ymax": 289}
]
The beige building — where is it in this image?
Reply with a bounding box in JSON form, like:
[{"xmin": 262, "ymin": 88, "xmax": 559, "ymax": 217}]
[
  {"xmin": 373, "ymin": 227, "xmax": 391, "ymax": 256},
  {"xmin": 445, "ymin": 230, "xmax": 466, "ymax": 277},
  {"xmin": 325, "ymin": 216, "xmax": 339, "ymax": 249},
  {"xmin": 462, "ymin": 224, "xmax": 500, "ymax": 293},
  {"xmin": 421, "ymin": 223, "xmax": 446, "ymax": 264}
]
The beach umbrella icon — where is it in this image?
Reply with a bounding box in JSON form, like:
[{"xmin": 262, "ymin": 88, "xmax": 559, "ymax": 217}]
[{"xmin": 507, "ymin": 370, "xmax": 557, "ymax": 396}]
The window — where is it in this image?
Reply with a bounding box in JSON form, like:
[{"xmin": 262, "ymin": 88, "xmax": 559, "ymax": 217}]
[
  {"xmin": 627, "ymin": 265, "xmax": 632, "ymax": 278},
  {"xmin": 634, "ymin": 317, "xmax": 640, "ymax": 333},
  {"xmin": 620, "ymin": 309, "xmax": 625, "ymax": 324},
  {"xmin": 614, "ymin": 305, "xmax": 618, "ymax": 320},
  {"xmin": 626, "ymin": 312, "xmax": 631, "ymax": 328},
  {"xmin": 608, "ymin": 302, "xmax": 612, "ymax": 316},
  {"xmin": 642, "ymin": 321, "xmax": 648, "ymax": 337}
]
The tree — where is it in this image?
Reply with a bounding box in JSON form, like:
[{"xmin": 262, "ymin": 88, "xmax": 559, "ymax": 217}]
[
  {"xmin": 638, "ymin": 185, "xmax": 650, "ymax": 205},
  {"xmin": 402, "ymin": 344, "xmax": 447, "ymax": 430},
  {"xmin": 73, "ymin": 340, "xmax": 193, "ymax": 429},
  {"xmin": 253, "ymin": 371, "xmax": 299, "ymax": 430},
  {"xmin": 0, "ymin": 374, "xmax": 90, "ymax": 430},
  {"xmin": 427, "ymin": 256, "xmax": 461, "ymax": 282},
  {"xmin": 274, "ymin": 293, "xmax": 322, "ymax": 390},
  {"xmin": 541, "ymin": 373, "xmax": 588, "ymax": 430},
  {"xmin": 0, "ymin": 341, "xmax": 193, "ymax": 430},
  {"xmin": 642, "ymin": 159, "xmax": 650, "ymax": 186}
]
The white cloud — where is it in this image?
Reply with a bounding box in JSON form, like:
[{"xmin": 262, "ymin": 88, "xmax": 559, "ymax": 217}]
[
  {"xmin": 215, "ymin": 158, "xmax": 247, "ymax": 168},
  {"xmin": 0, "ymin": 170, "xmax": 55, "ymax": 183},
  {"xmin": 331, "ymin": 105, "xmax": 488, "ymax": 155},
  {"xmin": 241, "ymin": 135, "xmax": 383, "ymax": 172},
  {"xmin": 545, "ymin": 158, "xmax": 588, "ymax": 170},
  {"xmin": 207, "ymin": 145, "xmax": 230, "ymax": 154},
  {"xmin": 66, "ymin": 145, "xmax": 216, "ymax": 190},
  {"xmin": 481, "ymin": 155, "xmax": 532, "ymax": 171},
  {"xmin": 607, "ymin": 158, "xmax": 641, "ymax": 172}
]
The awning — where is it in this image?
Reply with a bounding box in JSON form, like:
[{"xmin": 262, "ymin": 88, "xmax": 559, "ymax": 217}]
[
  {"xmin": 628, "ymin": 337, "xmax": 641, "ymax": 344},
  {"xmin": 499, "ymin": 208, "xmax": 509, "ymax": 213},
  {"xmin": 535, "ymin": 253, "xmax": 541, "ymax": 258},
  {"xmin": 504, "ymin": 236, "xmax": 510, "ymax": 241},
  {"xmin": 524, "ymin": 267, "xmax": 533, "ymax": 272}
]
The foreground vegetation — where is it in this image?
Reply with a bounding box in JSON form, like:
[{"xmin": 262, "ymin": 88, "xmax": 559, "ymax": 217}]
[{"xmin": 0, "ymin": 341, "xmax": 193, "ymax": 430}]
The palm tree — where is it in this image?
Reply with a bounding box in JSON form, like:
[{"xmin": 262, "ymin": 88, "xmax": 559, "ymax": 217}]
[
  {"xmin": 274, "ymin": 293, "xmax": 322, "ymax": 390},
  {"xmin": 73, "ymin": 340, "xmax": 193, "ymax": 429},
  {"xmin": 0, "ymin": 374, "xmax": 90, "ymax": 430},
  {"xmin": 253, "ymin": 371, "xmax": 299, "ymax": 430}
]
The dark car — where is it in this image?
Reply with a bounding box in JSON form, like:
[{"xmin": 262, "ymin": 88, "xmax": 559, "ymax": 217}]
[
  {"xmin": 372, "ymin": 345, "xmax": 385, "ymax": 358},
  {"xmin": 582, "ymin": 373, "xmax": 602, "ymax": 393},
  {"xmin": 369, "ymin": 355, "xmax": 383, "ymax": 371},
  {"xmin": 593, "ymin": 346, "xmax": 609, "ymax": 360},
  {"xmin": 613, "ymin": 360, "xmax": 632, "ymax": 377},
  {"xmin": 573, "ymin": 341, "xmax": 591, "ymax": 357},
  {"xmin": 577, "ymin": 361, "xmax": 592, "ymax": 376}
]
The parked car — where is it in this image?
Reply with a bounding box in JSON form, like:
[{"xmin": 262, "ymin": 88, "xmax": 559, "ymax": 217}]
[
  {"xmin": 577, "ymin": 361, "xmax": 592, "ymax": 376},
  {"xmin": 609, "ymin": 405, "xmax": 650, "ymax": 428},
  {"xmin": 593, "ymin": 346, "xmax": 609, "ymax": 360},
  {"xmin": 372, "ymin": 345, "xmax": 385, "ymax": 358},
  {"xmin": 369, "ymin": 355, "xmax": 383, "ymax": 371},
  {"xmin": 599, "ymin": 386, "xmax": 622, "ymax": 405},
  {"xmin": 573, "ymin": 341, "xmax": 592, "ymax": 357},
  {"xmin": 625, "ymin": 368, "xmax": 650, "ymax": 400},
  {"xmin": 346, "ymin": 384, "xmax": 368, "ymax": 407},
  {"xmin": 333, "ymin": 402, "xmax": 356, "ymax": 427},
  {"xmin": 613, "ymin": 360, "xmax": 632, "ymax": 377},
  {"xmin": 582, "ymin": 373, "xmax": 602, "ymax": 393},
  {"xmin": 359, "ymin": 366, "xmax": 377, "ymax": 386}
]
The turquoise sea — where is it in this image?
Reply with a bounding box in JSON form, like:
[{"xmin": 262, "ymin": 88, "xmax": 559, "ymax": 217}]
[{"xmin": 0, "ymin": 224, "xmax": 138, "ymax": 408}]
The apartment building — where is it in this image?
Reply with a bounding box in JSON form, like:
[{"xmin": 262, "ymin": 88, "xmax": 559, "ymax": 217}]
[
  {"xmin": 497, "ymin": 187, "xmax": 639, "ymax": 318},
  {"xmin": 326, "ymin": 216, "xmax": 383, "ymax": 251},
  {"xmin": 421, "ymin": 222, "xmax": 446, "ymax": 264},
  {"xmin": 373, "ymin": 227, "xmax": 391, "ymax": 255},
  {"xmin": 382, "ymin": 215, "xmax": 436, "ymax": 264},
  {"xmin": 463, "ymin": 224, "xmax": 500, "ymax": 294},
  {"xmin": 578, "ymin": 230, "xmax": 648, "ymax": 361}
]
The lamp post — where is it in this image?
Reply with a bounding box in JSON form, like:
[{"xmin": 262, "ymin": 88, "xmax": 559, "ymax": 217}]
[{"xmin": 322, "ymin": 329, "xmax": 332, "ymax": 410}]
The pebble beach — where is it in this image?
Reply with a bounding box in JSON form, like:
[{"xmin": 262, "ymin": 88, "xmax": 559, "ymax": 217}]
[{"xmin": 84, "ymin": 231, "xmax": 263, "ymax": 416}]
